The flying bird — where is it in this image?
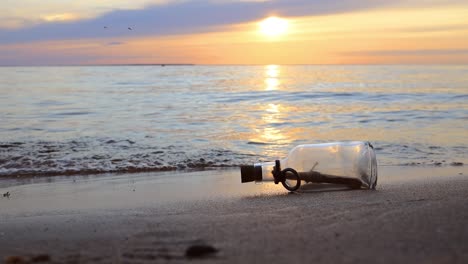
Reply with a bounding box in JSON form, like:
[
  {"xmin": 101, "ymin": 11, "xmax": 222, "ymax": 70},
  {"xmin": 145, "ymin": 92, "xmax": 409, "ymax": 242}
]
[{"xmin": 128, "ymin": 27, "xmax": 133, "ymax": 30}]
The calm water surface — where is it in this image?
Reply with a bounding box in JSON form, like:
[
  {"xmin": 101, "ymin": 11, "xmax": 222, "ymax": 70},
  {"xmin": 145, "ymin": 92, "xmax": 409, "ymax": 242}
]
[{"xmin": 0, "ymin": 65, "xmax": 467, "ymax": 176}]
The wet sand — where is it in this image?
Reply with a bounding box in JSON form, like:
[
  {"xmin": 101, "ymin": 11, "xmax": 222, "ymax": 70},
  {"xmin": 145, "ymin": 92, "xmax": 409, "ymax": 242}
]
[{"xmin": 1, "ymin": 166, "xmax": 468, "ymax": 263}]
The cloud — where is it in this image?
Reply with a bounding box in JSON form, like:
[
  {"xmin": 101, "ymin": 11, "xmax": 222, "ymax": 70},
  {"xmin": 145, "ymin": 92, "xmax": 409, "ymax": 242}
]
[
  {"xmin": 106, "ymin": 41, "xmax": 125, "ymax": 46},
  {"xmin": 341, "ymin": 49, "xmax": 468, "ymax": 56},
  {"xmin": 397, "ymin": 24, "xmax": 468, "ymax": 33},
  {"xmin": 0, "ymin": 0, "xmax": 401, "ymax": 44},
  {"xmin": 41, "ymin": 13, "xmax": 80, "ymax": 22}
]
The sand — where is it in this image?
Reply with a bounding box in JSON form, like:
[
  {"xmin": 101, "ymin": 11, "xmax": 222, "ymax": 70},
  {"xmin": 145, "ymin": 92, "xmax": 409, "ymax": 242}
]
[{"xmin": 1, "ymin": 166, "xmax": 467, "ymax": 263}]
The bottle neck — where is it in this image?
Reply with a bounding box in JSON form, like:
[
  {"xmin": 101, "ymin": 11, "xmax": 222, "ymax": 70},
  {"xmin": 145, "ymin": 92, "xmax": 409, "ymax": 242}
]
[{"xmin": 255, "ymin": 161, "xmax": 281, "ymax": 182}]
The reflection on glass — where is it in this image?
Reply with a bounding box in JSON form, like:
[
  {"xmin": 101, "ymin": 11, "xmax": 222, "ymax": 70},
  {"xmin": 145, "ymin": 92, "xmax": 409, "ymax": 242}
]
[
  {"xmin": 328, "ymin": 145, "xmax": 339, "ymax": 153},
  {"xmin": 355, "ymin": 145, "xmax": 362, "ymax": 153},
  {"xmin": 264, "ymin": 64, "xmax": 280, "ymax": 90}
]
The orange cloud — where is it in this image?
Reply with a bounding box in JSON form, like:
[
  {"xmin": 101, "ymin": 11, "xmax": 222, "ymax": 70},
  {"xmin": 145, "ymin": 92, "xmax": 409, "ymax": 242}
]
[
  {"xmin": 1, "ymin": 3, "xmax": 468, "ymax": 65},
  {"xmin": 41, "ymin": 13, "xmax": 80, "ymax": 22}
]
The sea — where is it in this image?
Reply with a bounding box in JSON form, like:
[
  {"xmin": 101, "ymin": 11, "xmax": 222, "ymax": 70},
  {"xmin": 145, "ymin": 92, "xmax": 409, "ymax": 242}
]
[{"xmin": 0, "ymin": 65, "xmax": 467, "ymax": 177}]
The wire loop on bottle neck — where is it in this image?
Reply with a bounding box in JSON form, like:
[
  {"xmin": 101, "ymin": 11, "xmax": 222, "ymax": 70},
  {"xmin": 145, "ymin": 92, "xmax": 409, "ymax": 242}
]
[{"xmin": 272, "ymin": 160, "xmax": 301, "ymax": 192}]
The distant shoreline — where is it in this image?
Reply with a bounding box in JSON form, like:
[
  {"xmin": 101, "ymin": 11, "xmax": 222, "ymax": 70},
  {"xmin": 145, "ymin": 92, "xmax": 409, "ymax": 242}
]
[
  {"xmin": 0, "ymin": 63, "xmax": 196, "ymax": 67},
  {"xmin": 93, "ymin": 63, "xmax": 196, "ymax": 66}
]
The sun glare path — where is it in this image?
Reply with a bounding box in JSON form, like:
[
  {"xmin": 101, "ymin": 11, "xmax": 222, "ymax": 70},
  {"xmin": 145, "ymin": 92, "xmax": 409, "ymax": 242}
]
[
  {"xmin": 265, "ymin": 65, "xmax": 280, "ymax": 90},
  {"xmin": 259, "ymin": 16, "xmax": 289, "ymax": 37}
]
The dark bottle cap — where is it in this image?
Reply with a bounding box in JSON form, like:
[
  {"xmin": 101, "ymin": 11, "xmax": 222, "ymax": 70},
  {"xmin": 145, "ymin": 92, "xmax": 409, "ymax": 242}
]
[{"xmin": 240, "ymin": 165, "xmax": 262, "ymax": 183}]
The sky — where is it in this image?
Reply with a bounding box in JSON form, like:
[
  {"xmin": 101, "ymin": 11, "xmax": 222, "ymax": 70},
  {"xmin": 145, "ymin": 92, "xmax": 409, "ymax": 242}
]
[{"xmin": 1, "ymin": 0, "xmax": 468, "ymax": 65}]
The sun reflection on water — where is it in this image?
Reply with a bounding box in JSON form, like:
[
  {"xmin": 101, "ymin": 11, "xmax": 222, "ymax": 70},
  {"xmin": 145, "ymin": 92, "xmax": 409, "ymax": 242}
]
[
  {"xmin": 266, "ymin": 64, "xmax": 279, "ymax": 77},
  {"xmin": 265, "ymin": 103, "xmax": 280, "ymax": 113},
  {"xmin": 264, "ymin": 64, "xmax": 280, "ymax": 90},
  {"xmin": 249, "ymin": 102, "xmax": 293, "ymax": 157}
]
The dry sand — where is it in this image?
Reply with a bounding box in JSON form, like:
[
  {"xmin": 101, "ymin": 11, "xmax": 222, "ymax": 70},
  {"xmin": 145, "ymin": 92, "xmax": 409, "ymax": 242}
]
[{"xmin": 1, "ymin": 166, "xmax": 467, "ymax": 263}]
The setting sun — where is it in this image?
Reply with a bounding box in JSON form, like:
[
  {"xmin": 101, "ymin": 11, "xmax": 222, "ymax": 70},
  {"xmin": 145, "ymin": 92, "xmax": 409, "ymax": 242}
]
[{"xmin": 259, "ymin": 16, "xmax": 289, "ymax": 37}]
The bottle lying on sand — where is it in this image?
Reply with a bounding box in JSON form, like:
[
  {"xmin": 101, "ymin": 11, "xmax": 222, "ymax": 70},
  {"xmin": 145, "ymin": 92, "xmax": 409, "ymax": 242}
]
[{"xmin": 240, "ymin": 141, "xmax": 378, "ymax": 192}]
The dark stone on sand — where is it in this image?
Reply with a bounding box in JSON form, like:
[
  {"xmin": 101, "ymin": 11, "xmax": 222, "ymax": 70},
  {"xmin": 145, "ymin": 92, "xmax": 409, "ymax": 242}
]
[
  {"xmin": 450, "ymin": 162, "xmax": 463, "ymax": 166},
  {"xmin": 185, "ymin": 244, "xmax": 218, "ymax": 258}
]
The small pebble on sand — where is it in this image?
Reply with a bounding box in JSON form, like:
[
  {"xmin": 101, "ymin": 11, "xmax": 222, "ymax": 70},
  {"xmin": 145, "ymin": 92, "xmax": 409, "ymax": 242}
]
[{"xmin": 185, "ymin": 244, "xmax": 218, "ymax": 258}]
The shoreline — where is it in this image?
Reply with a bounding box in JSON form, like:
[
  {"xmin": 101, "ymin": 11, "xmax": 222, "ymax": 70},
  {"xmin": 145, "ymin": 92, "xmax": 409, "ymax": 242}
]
[
  {"xmin": 1, "ymin": 166, "xmax": 467, "ymax": 263},
  {"xmin": 0, "ymin": 163, "xmax": 463, "ymax": 183}
]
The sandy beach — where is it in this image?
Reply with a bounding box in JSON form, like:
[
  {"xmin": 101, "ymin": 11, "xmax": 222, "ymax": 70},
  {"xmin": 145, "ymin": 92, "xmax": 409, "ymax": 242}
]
[
  {"xmin": 2, "ymin": 0, "xmax": 468, "ymax": 262},
  {"xmin": 1, "ymin": 165, "xmax": 467, "ymax": 263}
]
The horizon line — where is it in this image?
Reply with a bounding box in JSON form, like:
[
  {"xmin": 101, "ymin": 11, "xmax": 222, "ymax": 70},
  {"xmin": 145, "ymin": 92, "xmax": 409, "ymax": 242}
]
[{"xmin": 1, "ymin": 62, "xmax": 468, "ymax": 67}]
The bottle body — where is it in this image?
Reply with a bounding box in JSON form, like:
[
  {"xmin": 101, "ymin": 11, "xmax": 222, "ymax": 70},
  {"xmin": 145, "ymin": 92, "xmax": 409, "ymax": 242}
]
[{"xmin": 241, "ymin": 141, "xmax": 378, "ymax": 189}]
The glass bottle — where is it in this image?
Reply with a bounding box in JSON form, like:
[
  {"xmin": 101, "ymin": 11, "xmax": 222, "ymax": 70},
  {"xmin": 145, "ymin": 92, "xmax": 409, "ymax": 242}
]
[{"xmin": 241, "ymin": 141, "xmax": 378, "ymax": 191}]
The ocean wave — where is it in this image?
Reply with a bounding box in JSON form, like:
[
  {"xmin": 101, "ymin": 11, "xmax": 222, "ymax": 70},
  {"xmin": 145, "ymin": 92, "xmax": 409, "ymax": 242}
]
[
  {"xmin": 0, "ymin": 139, "xmax": 465, "ymax": 177},
  {"xmin": 0, "ymin": 139, "xmax": 261, "ymax": 177},
  {"xmin": 1, "ymin": 65, "xmax": 467, "ymax": 178}
]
